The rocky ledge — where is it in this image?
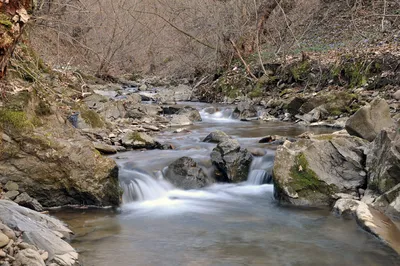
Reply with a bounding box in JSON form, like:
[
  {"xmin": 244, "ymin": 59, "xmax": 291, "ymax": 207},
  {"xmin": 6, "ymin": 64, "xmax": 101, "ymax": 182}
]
[{"xmin": 0, "ymin": 200, "xmax": 78, "ymax": 266}]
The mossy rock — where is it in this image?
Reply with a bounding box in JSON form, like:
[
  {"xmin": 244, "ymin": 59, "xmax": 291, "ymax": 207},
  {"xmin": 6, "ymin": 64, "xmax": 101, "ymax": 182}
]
[
  {"xmin": 0, "ymin": 109, "xmax": 34, "ymax": 133},
  {"xmin": 80, "ymin": 109, "xmax": 104, "ymax": 128}
]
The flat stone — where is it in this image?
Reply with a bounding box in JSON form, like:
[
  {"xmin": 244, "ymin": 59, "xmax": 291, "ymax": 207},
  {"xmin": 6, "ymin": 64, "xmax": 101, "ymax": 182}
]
[
  {"xmin": 5, "ymin": 181, "xmax": 19, "ymax": 191},
  {"xmin": 4, "ymin": 190, "xmax": 20, "ymax": 200}
]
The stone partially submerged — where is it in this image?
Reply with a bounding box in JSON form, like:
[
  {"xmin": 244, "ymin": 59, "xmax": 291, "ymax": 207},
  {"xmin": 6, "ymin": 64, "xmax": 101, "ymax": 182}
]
[
  {"xmin": 210, "ymin": 138, "xmax": 253, "ymax": 183},
  {"xmin": 273, "ymin": 134, "xmax": 368, "ymax": 207},
  {"xmin": 164, "ymin": 157, "xmax": 214, "ymax": 189}
]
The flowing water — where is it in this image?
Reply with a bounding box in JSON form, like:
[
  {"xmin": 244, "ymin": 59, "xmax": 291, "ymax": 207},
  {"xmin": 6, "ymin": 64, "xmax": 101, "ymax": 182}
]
[{"xmin": 53, "ymin": 103, "xmax": 400, "ymax": 266}]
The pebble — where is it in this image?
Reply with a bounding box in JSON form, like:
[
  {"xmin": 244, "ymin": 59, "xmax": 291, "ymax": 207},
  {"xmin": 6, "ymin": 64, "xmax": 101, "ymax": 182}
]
[
  {"xmin": 0, "ymin": 232, "xmax": 10, "ymax": 248},
  {"xmin": 0, "ymin": 250, "xmax": 6, "ymax": 257},
  {"xmin": 0, "ymin": 224, "xmax": 16, "ymax": 240},
  {"xmin": 40, "ymin": 251, "xmax": 48, "ymax": 261}
]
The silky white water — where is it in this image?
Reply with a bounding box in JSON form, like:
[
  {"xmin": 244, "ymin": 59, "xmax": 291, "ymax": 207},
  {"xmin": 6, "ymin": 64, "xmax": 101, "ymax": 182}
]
[{"xmin": 53, "ymin": 103, "xmax": 400, "ymax": 266}]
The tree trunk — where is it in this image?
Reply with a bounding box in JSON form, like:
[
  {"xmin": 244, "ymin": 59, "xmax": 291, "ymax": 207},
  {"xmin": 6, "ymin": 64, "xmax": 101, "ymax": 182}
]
[
  {"xmin": 243, "ymin": 0, "xmax": 278, "ymax": 55},
  {"xmin": 0, "ymin": 0, "xmax": 33, "ymax": 79}
]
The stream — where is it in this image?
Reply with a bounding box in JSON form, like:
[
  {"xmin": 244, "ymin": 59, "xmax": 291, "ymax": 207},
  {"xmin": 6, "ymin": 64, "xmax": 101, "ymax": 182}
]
[{"xmin": 53, "ymin": 103, "xmax": 400, "ymax": 266}]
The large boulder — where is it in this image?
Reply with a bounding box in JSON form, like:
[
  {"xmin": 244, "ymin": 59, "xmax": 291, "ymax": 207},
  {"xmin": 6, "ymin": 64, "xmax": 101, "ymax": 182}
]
[
  {"xmin": 164, "ymin": 157, "xmax": 214, "ymax": 189},
  {"xmin": 0, "ymin": 121, "xmax": 121, "ymax": 207},
  {"xmin": 273, "ymin": 134, "xmax": 367, "ymax": 207},
  {"xmin": 364, "ymin": 128, "xmax": 400, "ymax": 219},
  {"xmin": 0, "ymin": 200, "xmax": 79, "ymax": 265},
  {"xmin": 203, "ymin": 130, "xmax": 231, "ymax": 143},
  {"xmin": 210, "ymin": 138, "xmax": 253, "ymax": 183},
  {"xmin": 232, "ymin": 101, "xmax": 258, "ymax": 120},
  {"xmin": 176, "ymin": 106, "xmax": 202, "ymax": 122},
  {"xmin": 366, "ymin": 128, "xmax": 400, "ymax": 193},
  {"xmin": 345, "ymin": 98, "xmax": 395, "ymax": 141}
]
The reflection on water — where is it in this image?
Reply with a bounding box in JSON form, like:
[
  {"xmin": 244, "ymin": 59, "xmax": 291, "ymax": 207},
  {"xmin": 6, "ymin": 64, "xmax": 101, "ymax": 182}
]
[{"xmin": 53, "ymin": 103, "xmax": 400, "ymax": 266}]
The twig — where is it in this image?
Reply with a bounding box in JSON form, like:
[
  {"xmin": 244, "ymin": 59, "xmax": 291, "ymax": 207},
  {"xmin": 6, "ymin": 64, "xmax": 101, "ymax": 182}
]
[{"xmin": 229, "ymin": 39, "xmax": 257, "ymax": 80}]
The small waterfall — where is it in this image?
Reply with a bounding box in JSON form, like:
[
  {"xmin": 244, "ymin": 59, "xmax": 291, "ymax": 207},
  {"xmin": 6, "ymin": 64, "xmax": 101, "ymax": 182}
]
[
  {"xmin": 199, "ymin": 107, "xmax": 236, "ymax": 122},
  {"xmin": 246, "ymin": 154, "xmax": 274, "ymax": 185},
  {"xmin": 120, "ymin": 169, "xmax": 173, "ymax": 203},
  {"xmin": 247, "ymin": 170, "xmax": 272, "ymax": 185}
]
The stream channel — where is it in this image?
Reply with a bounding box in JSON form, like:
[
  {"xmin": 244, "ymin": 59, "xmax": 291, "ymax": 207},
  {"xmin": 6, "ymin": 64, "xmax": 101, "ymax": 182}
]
[{"xmin": 53, "ymin": 103, "xmax": 400, "ymax": 266}]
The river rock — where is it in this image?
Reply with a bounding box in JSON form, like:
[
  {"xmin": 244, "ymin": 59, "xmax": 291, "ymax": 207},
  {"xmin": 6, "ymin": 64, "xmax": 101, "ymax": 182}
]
[
  {"xmin": 233, "ymin": 102, "xmax": 258, "ymax": 120},
  {"xmin": 355, "ymin": 203, "xmax": 400, "ymax": 255},
  {"xmin": 0, "ymin": 124, "xmax": 120, "ymax": 207},
  {"xmin": 273, "ymin": 134, "xmax": 368, "ymax": 207},
  {"xmin": 164, "ymin": 157, "xmax": 214, "ymax": 189},
  {"xmin": 393, "ymin": 90, "xmax": 400, "ymax": 100},
  {"xmin": 0, "ymin": 200, "xmax": 79, "ymax": 265},
  {"xmin": 14, "ymin": 193, "xmax": 44, "ymax": 212},
  {"xmin": 14, "ymin": 249, "xmax": 45, "ymax": 266},
  {"xmin": 0, "ymin": 223, "xmax": 16, "ymax": 240},
  {"xmin": 345, "ymin": 98, "xmax": 395, "ymax": 141},
  {"xmin": 0, "ymin": 232, "xmax": 9, "ymax": 247},
  {"xmin": 366, "ymin": 128, "xmax": 399, "ymax": 194},
  {"xmin": 203, "ymin": 130, "xmax": 231, "ymax": 143},
  {"xmin": 5, "ymin": 181, "xmax": 19, "ymax": 191},
  {"xmin": 176, "ymin": 106, "xmax": 202, "ymax": 122},
  {"xmin": 121, "ymin": 131, "xmax": 157, "ymax": 149},
  {"xmin": 333, "ymin": 199, "xmax": 361, "ymax": 217},
  {"xmin": 93, "ymin": 142, "xmax": 118, "ymax": 154},
  {"xmin": 333, "ymin": 199, "xmax": 400, "ymax": 254},
  {"xmin": 169, "ymin": 115, "xmax": 193, "ymax": 127},
  {"xmin": 4, "ymin": 190, "xmax": 20, "ymax": 200},
  {"xmin": 210, "ymin": 139, "xmax": 253, "ymax": 183}
]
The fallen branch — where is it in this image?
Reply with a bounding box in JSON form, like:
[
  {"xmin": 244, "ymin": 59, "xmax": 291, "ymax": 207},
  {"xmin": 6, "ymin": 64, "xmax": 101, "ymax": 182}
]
[{"xmin": 229, "ymin": 39, "xmax": 257, "ymax": 80}]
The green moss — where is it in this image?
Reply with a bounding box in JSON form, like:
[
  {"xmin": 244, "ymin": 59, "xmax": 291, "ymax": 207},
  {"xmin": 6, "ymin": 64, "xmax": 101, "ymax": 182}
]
[
  {"xmin": 289, "ymin": 153, "xmax": 321, "ymax": 191},
  {"xmin": 248, "ymin": 87, "xmax": 263, "ymax": 98},
  {"xmin": 35, "ymin": 100, "xmax": 53, "ymax": 116},
  {"xmin": 288, "ymin": 152, "xmax": 338, "ymax": 197},
  {"xmin": 314, "ymin": 135, "xmax": 334, "ymax": 141},
  {"xmin": 291, "ymin": 60, "xmax": 311, "ymax": 82},
  {"xmin": 0, "ymin": 14, "xmax": 12, "ymax": 29},
  {"xmin": 0, "ymin": 109, "xmax": 33, "ymax": 132},
  {"xmin": 80, "ymin": 109, "xmax": 104, "ymax": 128},
  {"xmin": 128, "ymin": 132, "xmax": 145, "ymax": 143}
]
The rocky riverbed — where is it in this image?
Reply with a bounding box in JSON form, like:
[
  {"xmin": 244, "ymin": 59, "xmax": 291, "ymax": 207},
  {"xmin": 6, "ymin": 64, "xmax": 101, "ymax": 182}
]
[{"xmin": 0, "ymin": 72, "xmax": 399, "ymax": 265}]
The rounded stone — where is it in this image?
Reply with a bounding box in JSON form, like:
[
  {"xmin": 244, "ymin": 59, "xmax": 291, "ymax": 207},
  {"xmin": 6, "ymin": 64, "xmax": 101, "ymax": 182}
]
[{"xmin": 0, "ymin": 232, "xmax": 10, "ymax": 248}]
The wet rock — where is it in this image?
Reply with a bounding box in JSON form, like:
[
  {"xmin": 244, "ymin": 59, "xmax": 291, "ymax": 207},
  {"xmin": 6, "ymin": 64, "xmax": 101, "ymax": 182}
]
[
  {"xmin": 233, "ymin": 102, "xmax": 258, "ymax": 120},
  {"xmin": 0, "ymin": 232, "xmax": 9, "ymax": 247},
  {"xmin": 345, "ymin": 98, "xmax": 395, "ymax": 141},
  {"xmin": 165, "ymin": 157, "xmax": 214, "ymax": 189},
  {"xmin": 211, "ymin": 139, "xmax": 253, "ymax": 183},
  {"xmin": 14, "ymin": 248, "xmax": 45, "ymax": 266},
  {"xmin": 273, "ymin": 135, "xmax": 368, "ymax": 207},
  {"xmin": 356, "ymin": 203, "xmax": 400, "ymax": 255},
  {"xmin": 203, "ymin": 130, "xmax": 231, "ymax": 143},
  {"xmin": 5, "ymin": 181, "xmax": 19, "ymax": 192},
  {"xmin": 14, "ymin": 193, "xmax": 44, "ymax": 212},
  {"xmin": 93, "ymin": 142, "xmax": 118, "ymax": 154}
]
